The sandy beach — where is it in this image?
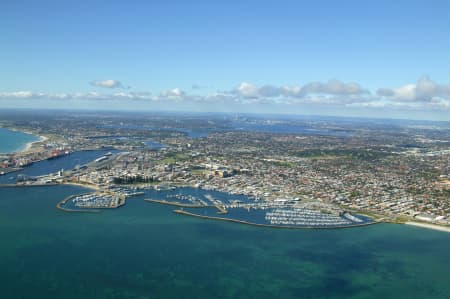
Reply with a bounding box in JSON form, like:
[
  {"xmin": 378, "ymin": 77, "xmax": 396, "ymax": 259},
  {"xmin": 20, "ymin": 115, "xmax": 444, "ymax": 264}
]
[
  {"xmin": 0, "ymin": 127, "xmax": 47, "ymax": 155},
  {"xmin": 62, "ymin": 181, "xmax": 102, "ymax": 191},
  {"xmin": 405, "ymin": 221, "xmax": 450, "ymax": 233},
  {"xmin": 20, "ymin": 134, "xmax": 48, "ymax": 153}
]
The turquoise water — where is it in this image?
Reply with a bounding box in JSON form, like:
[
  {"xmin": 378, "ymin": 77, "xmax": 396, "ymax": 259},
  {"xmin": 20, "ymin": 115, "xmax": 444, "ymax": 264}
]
[
  {"xmin": 0, "ymin": 127, "xmax": 40, "ymax": 153},
  {"xmin": 0, "ymin": 186, "xmax": 449, "ymax": 299}
]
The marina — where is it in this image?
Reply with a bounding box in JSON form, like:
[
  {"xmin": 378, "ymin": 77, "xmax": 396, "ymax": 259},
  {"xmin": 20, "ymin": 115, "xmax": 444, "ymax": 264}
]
[
  {"xmin": 57, "ymin": 187, "xmax": 144, "ymax": 212},
  {"xmin": 143, "ymin": 187, "xmax": 376, "ymax": 229},
  {"xmin": 72, "ymin": 193, "xmax": 121, "ymax": 209},
  {"xmin": 174, "ymin": 209, "xmax": 379, "ymax": 230},
  {"xmin": 265, "ymin": 208, "xmax": 354, "ymax": 227},
  {"xmin": 56, "ymin": 193, "xmax": 101, "ymax": 213},
  {"xmin": 53, "ymin": 182, "xmax": 377, "ymax": 228}
]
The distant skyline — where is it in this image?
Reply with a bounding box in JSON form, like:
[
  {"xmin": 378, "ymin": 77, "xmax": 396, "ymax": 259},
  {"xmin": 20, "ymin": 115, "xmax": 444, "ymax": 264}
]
[{"xmin": 1, "ymin": 0, "xmax": 449, "ymax": 121}]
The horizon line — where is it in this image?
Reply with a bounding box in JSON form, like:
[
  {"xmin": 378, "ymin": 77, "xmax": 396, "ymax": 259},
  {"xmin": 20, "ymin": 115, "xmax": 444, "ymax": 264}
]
[{"xmin": 0, "ymin": 107, "xmax": 449, "ymax": 124}]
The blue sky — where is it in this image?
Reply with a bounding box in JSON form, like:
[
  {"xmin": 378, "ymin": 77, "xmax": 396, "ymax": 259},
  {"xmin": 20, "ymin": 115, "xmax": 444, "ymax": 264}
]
[{"xmin": 1, "ymin": 0, "xmax": 450, "ymax": 120}]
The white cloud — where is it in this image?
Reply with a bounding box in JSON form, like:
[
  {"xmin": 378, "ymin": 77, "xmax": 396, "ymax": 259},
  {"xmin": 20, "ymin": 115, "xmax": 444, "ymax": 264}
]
[
  {"xmin": 377, "ymin": 84, "xmax": 416, "ymax": 102},
  {"xmin": 90, "ymin": 80, "xmax": 124, "ymax": 89},
  {"xmin": 1, "ymin": 77, "xmax": 449, "ymax": 112},
  {"xmin": 233, "ymin": 82, "xmax": 281, "ymax": 99},
  {"xmin": 0, "ymin": 91, "xmax": 153, "ymax": 101},
  {"xmin": 295, "ymin": 80, "xmax": 367, "ymax": 97},
  {"xmin": 377, "ymin": 76, "xmax": 450, "ymax": 103},
  {"xmin": 280, "ymin": 85, "xmax": 302, "ymax": 97},
  {"xmin": 235, "ymin": 82, "xmax": 259, "ymax": 98},
  {"xmin": 231, "ymin": 80, "xmax": 367, "ymax": 101},
  {"xmin": 0, "ymin": 91, "xmax": 43, "ymax": 99},
  {"xmin": 159, "ymin": 88, "xmax": 186, "ymax": 99}
]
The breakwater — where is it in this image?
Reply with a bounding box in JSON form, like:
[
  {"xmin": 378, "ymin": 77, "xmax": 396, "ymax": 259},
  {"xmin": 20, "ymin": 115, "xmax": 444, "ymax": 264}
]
[
  {"xmin": 56, "ymin": 193, "xmax": 101, "ymax": 213},
  {"xmin": 56, "ymin": 191, "xmax": 127, "ymax": 213},
  {"xmin": 173, "ymin": 209, "xmax": 381, "ymax": 230},
  {"xmin": 144, "ymin": 199, "xmax": 206, "ymax": 208}
]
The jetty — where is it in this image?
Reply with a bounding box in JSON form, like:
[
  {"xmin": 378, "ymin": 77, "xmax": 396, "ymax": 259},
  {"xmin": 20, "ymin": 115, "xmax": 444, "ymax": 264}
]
[{"xmin": 204, "ymin": 193, "xmax": 228, "ymax": 214}]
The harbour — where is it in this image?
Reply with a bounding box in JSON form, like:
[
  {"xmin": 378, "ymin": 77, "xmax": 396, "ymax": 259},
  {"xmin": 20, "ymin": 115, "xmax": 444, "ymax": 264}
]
[
  {"xmin": 173, "ymin": 209, "xmax": 380, "ymax": 230},
  {"xmin": 56, "ymin": 187, "xmax": 144, "ymax": 212},
  {"xmin": 143, "ymin": 187, "xmax": 376, "ymax": 229},
  {"xmin": 0, "ymin": 148, "xmax": 118, "ymax": 184}
]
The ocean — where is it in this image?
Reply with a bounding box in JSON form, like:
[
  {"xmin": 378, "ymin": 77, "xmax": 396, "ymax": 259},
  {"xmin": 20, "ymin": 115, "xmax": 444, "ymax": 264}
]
[
  {"xmin": 0, "ymin": 127, "xmax": 40, "ymax": 154},
  {"xmin": 0, "ymin": 185, "xmax": 449, "ymax": 299}
]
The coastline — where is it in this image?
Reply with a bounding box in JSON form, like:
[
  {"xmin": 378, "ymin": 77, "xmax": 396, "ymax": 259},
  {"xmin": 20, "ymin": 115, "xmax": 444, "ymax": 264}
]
[
  {"xmin": 61, "ymin": 181, "xmax": 101, "ymax": 191},
  {"xmin": 19, "ymin": 134, "xmax": 48, "ymax": 153},
  {"xmin": 0, "ymin": 126, "xmax": 48, "ymax": 154},
  {"xmin": 405, "ymin": 221, "xmax": 450, "ymax": 233}
]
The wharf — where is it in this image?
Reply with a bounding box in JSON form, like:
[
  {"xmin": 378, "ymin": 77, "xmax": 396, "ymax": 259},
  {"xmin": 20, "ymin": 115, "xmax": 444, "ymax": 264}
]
[
  {"xmin": 0, "ymin": 168, "xmax": 22, "ymax": 175},
  {"xmin": 0, "ymin": 183, "xmax": 58, "ymax": 188}
]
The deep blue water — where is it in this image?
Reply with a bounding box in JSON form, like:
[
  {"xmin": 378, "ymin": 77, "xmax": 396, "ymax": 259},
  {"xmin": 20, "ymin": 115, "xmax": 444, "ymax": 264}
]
[
  {"xmin": 0, "ymin": 185, "xmax": 449, "ymax": 299},
  {"xmin": 0, "ymin": 127, "xmax": 40, "ymax": 153}
]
